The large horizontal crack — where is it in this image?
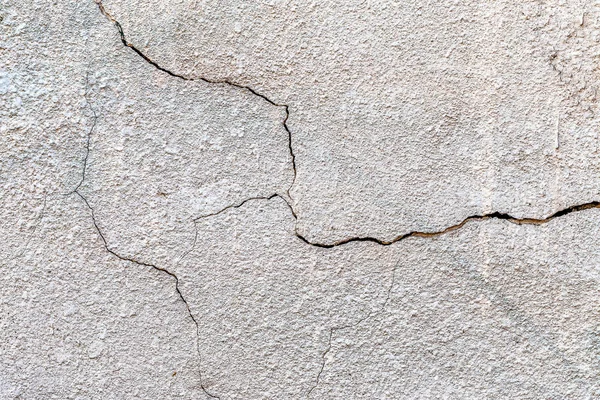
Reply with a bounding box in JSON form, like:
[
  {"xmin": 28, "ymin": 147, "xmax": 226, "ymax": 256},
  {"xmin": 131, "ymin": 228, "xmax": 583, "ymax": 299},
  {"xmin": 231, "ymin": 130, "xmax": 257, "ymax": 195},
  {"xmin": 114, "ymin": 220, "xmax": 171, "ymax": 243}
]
[
  {"xmin": 196, "ymin": 194, "xmax": 600, "ymax": 248},
  {"xmin": 93, "ymin": 0, "xmax": 600, "ymax": 250},
  {"xmin": 193, "ymin": 195, "xmax": 600, "ymax": 396},
  {"xmin": 88, "ymin": 2, "xmax": 600, "ymax": 398},
  {"xmin": 299, "ymin": 201, "xmax": 600, "ymax": 248}
]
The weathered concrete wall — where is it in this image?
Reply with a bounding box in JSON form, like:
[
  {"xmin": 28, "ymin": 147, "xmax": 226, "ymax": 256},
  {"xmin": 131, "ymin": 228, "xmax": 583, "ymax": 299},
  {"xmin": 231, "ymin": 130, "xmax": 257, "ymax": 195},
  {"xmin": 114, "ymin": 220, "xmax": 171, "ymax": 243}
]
[{"xmin": 2, "ymin": 0, "xmax": 600, "ymax": 398}]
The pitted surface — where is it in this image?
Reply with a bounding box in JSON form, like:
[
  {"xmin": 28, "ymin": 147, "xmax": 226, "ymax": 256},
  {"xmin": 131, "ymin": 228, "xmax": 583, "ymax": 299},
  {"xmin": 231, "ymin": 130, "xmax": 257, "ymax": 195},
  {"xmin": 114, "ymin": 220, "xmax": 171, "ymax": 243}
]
[{"xmin": 2, "ymin": 0, "xmax": 600, "ymax": 398}]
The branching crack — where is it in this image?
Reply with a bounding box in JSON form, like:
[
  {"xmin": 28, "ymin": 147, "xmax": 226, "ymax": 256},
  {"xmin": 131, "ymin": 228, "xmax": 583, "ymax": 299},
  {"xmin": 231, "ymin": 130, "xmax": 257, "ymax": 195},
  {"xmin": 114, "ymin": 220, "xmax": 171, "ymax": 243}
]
[
  {"xmin": 73, "ymin": 48, "xmax": 219, "ymax": 399},
  {"xmin": 209, "ymin": 194, "xmax": 600, "ymax": 249},
  {"xmin": 86, "ymin": 1, "xmax": 600, "ymax": 398},
  {"xmin": 95, "ymin": 0, "xmax": 600, "ymax": 249},
  {"xmin": 74, "ymin": 191, "xmax": 220, "ymax": 400},
  {"xmin": 200, "ymin": 194, "xmax": 599, "ymax": 394}
]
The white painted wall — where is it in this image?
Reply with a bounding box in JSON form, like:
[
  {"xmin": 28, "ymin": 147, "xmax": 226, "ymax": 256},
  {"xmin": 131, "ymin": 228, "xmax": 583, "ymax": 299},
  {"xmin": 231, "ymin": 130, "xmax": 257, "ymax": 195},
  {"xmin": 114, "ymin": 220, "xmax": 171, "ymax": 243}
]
[{"xmin": 2, "ymin": 0, "xmax": 600, "ymax": 398}]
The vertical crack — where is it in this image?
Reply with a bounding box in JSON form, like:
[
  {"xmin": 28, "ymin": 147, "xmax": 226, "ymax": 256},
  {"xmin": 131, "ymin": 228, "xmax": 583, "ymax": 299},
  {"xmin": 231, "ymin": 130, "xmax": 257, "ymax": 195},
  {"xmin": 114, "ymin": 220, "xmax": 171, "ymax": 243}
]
[
  {"xmin": 93, "ymin": 0, "xmax": 298, "ymax": 202},
  {"xmin": 73, "ymin": 71, "xmax": 97, "ymax": 194},
  {"xmin": 74, "ymin": 192, "xmax": 220, "ymax": 399},
  {"xmin": 84, "ymin": 2, "xmax": 600, "ymax": 397},
  {"xmin": 72, "ymin": 65, "xmax": 220, "ymax": 399}
]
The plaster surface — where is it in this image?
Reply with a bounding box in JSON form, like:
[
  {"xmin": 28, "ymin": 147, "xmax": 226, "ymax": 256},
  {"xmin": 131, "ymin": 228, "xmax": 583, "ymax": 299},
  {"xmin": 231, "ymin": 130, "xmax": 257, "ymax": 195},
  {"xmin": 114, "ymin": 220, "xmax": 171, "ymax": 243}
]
[
  {"xmin": 2, "ymin": 0, "xmax": 600, "ymax": 398},
  {"xmin": 101, "ymin": 0, "xmax": 600, "ymax": 243}
]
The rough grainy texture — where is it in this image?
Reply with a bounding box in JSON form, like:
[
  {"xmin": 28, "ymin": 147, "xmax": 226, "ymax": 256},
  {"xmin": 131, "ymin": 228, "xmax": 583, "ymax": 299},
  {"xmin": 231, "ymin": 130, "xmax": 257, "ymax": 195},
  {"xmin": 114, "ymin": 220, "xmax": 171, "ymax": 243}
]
[
  {"xmin": 1, "ymin": 195, "xmax": 206, "ymax": 399},
  {"xmin": 80, "ymin": 18, "xmax": 292, "ymax": 264},
  {"xmin": 312, "ymin": 210, "xmax": 600, "ymax": 399},
  {"xmin": 1, "ymin": 0, "xmax": 88, "ymax": 260},
  {"xmin": 2, "ymin": 0, "xmax": 600, "ymax": 398},
  {"xmin": 181, "ymin": 197, "xmax": 397, "ymax": 398},
  {"xmin": 101, "ymin": 0, "xmax": 600, "ymax": 243}
]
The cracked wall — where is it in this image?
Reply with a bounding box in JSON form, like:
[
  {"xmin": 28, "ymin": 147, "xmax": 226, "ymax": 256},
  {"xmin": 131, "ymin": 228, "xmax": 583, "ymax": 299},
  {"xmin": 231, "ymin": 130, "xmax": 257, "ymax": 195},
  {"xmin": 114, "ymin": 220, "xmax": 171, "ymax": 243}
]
[{"xmin": 2, "ymin": 0, "xmax": 600, "ymax": 398}]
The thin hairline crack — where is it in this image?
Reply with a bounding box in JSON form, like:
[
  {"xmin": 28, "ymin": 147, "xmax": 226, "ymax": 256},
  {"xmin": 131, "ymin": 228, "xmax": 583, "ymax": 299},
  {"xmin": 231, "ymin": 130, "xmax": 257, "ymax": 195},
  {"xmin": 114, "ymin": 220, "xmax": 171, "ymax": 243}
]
[
  {"xmin": 93, "ymin": 0, "xmax": 600, "ymax": 250},
  {"xmin": 72, "ymin": 43, "xmax": 220, "ymax": 399},
  {"xmin": 86, "ymin": 1, "xmax": 600, "ymax": 398},
  {"xmin": 74, "ymin": 192, "xmax": 222, "ymax": 400},
  {"xmin": 307, "ymin": 260, "xmax": 399, "ymax": 398}
]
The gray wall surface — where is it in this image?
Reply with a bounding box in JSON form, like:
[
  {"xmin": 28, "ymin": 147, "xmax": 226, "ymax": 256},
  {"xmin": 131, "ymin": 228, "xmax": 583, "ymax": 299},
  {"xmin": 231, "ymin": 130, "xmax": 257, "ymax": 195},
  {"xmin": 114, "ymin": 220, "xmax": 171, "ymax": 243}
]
[{"xmin": 2, "ymin": 0, "xmax": 600, "ymax": 398}]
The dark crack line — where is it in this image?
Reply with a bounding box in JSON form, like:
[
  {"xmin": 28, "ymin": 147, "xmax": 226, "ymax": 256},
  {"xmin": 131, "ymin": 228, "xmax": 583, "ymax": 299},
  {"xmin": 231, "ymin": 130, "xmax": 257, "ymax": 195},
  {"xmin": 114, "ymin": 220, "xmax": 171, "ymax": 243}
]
[
  {"xmin": 74, "ymin": 26, "xmax": 220, "ymax": 398},
  {"xmin": 94, "ymin": 0, "xmax": 297, "ymax": 199},
  {"xmin": 263, "ymin": 195, "xmax": 600, "ymax": 248},
  {"xmin": 90, "ymin": 1, "xmax": 600, "ymax": 248},
  {"xmin": 179, "ymin": 194, "xmax": 280, "ymax": 266},
  {"xmin": 95, "ymin": 0, "xmax": 600, "ymax": 249},
  {"xmin": 186, "ymin": 192, "xmax": 600, "ymax": 256},
  {"xmin": 178, "ymin": 220, "xmax": 200, "ymax": 266},
  {"xmin": 89, "ymin": 2, "xmax": 600, "ymax": 398},
  {"xmin": 192, "ymin": 192, "xmax": 600, "ymax": 249},
  {"xmin": 74, "ymin": 191, "xmax": 220, "ymax": 400},
  {"xmin": 73, "ymin": 70, "xmax": 97, "ymax": 194},
  {"xmin": 194, "ymin": 194, "xmax": 279, "ymax": 221},
  {"xmin": 308, "ymin": 329, "xmax": 333, "ymax": 398}
]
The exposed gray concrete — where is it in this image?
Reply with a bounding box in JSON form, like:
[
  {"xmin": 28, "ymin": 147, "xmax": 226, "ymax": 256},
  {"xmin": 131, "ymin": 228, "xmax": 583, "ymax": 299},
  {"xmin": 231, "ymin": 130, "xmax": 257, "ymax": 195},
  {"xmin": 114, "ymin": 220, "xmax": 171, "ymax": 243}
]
[{"xmin": 2, "ymin": 0, "xmax": 600, "ymax": 398}]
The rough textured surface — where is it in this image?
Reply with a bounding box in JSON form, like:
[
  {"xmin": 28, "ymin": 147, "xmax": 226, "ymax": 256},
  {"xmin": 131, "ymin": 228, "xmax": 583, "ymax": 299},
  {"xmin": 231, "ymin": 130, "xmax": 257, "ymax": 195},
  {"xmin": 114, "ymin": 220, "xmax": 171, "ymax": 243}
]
[
  {"xmin": 101, "ymin": 0, "xmax": 600, "ymax": 244},
  {"xmin": 1, "ymin": 195, "xmax": 206, "ymax": 399},
  {"xmin": 80, "ymin": 18, "xmax": 292, "ymax": 264},
  {"xmin": 313, "ymin": 210, "xmax": 600, "ymax": 399},
  {"xmin": 3, "ymin": 0, "xmax": 600, "ymax": 398}
]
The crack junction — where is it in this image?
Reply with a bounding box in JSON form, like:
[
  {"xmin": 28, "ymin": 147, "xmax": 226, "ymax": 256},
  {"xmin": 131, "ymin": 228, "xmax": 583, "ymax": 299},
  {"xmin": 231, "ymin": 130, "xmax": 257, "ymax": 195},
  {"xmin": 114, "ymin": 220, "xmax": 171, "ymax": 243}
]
[
  {"xmin": 86, "ymin": 2, "xmax": 600, "ymax": 397},
  {"xmin": 72, "ymin": 62, "xmax": 220, "ymax": 399}
]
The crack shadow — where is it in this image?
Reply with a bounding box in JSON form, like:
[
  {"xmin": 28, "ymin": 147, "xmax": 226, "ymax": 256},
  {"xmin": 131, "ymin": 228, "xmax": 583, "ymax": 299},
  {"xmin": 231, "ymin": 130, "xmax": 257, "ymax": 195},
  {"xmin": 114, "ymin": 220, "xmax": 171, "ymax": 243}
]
[{"xmin": 85, "ymin": 1, "xmax": 600, "ymax": 397}]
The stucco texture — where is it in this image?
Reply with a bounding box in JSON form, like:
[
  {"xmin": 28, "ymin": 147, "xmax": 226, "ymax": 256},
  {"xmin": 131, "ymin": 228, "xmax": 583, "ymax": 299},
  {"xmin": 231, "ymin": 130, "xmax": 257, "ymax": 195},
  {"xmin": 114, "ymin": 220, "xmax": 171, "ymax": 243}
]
[{"xmin": 2, "ymin": 0, "xmax": 600, "ymax": 398}]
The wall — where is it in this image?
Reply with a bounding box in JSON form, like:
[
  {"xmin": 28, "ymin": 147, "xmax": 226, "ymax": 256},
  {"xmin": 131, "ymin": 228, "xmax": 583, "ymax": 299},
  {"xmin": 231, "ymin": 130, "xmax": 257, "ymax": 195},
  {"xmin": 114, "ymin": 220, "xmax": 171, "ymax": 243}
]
[{"xmin": 2, "ymin": 0, "xmax": 600, "ymax": 398}]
